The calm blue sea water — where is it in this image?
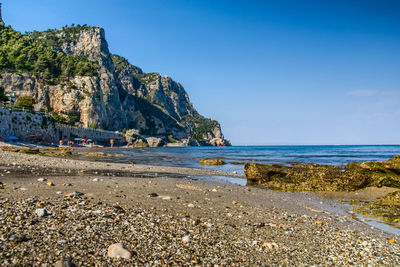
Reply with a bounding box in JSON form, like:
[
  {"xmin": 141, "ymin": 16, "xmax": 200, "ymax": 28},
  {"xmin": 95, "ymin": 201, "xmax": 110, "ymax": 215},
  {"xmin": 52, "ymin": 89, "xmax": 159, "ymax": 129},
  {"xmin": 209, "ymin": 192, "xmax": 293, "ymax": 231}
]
[{"xmin": 101, "ymin": 145, "xmax": 400, "ymax": 175}]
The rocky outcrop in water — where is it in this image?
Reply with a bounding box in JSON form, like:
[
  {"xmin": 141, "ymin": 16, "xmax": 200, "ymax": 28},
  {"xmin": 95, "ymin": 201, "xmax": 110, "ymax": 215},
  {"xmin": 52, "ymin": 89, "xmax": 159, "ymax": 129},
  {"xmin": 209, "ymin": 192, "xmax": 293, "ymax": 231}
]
[
  {"xmin": 353, "ymin": 190, "xmax": 400, "ymax": 224},
  {"xmin": 244, "ymin": 155, "xmax": 400, "ymax": 191},
  {"xmin": 0, "ymin": 25, "xmax": 230, "ymax": 146}
]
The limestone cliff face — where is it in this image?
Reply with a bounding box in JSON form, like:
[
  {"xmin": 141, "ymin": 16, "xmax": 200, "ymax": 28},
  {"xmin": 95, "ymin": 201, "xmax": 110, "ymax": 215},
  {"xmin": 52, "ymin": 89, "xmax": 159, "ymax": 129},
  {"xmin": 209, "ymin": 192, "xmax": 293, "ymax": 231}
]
[{"xmin": 0, "ymin": 26, "xmax": 230, "ymax": 146}]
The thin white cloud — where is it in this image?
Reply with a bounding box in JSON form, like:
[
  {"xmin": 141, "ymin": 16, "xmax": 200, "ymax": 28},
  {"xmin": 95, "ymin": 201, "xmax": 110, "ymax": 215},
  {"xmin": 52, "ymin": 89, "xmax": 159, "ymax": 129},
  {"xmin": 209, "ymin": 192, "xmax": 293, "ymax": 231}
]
[
  {"xmin": 381, "ymin": 90, "xmax": 400, "ymax": 97},
  {"xmin": 346, "ymin": 89, "xmax": 377, "ymax": 97}
]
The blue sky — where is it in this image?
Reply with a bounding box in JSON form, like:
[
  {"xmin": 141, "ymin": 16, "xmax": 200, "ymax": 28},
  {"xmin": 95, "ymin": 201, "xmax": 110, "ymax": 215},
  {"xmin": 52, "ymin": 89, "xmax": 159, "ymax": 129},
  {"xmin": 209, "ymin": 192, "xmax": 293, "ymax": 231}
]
[{"xmin": 3, "ymin": 0, "xmax": 400, "ymax": 145}]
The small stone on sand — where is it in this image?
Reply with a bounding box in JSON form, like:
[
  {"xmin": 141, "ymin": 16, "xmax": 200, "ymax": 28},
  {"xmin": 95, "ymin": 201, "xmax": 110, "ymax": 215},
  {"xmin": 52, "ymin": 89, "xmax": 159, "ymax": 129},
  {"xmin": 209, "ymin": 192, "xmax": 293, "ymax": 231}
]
[
  {"xmin": 107, "ymin": 243, "xmax": 132, "ymax": 259},
  {"xmin": 182, "ymin": 235, "xmax": 191, "ymax": 243},
  {"xmin": 35, "ymin": 208, "xmax": 48, "ymax": 217}
]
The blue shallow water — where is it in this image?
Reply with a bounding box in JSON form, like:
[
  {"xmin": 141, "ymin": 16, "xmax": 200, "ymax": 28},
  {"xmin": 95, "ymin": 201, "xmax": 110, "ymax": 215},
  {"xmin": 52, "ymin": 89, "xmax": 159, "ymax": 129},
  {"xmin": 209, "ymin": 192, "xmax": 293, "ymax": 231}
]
[{"xmin": 101, "ymin": 145, "xmax": 400, "ymax": 175}]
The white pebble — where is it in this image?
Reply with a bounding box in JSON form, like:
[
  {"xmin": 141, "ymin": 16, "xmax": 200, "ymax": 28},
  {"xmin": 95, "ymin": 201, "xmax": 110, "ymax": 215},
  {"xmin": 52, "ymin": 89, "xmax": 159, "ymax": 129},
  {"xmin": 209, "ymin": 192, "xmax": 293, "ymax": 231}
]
[
  {"xmin": 182, "ymin": 235, "xmax": 191, "ymax": 243},
  {"xmin": 161, "ymin": 196, "xmax": 172, "ymax": 200},
  {"xmin": 187, "ymin": 203, "xmax": 195, "ymax": 208},
  {"xmin": 107, "ymin": 243, "xmax": 132, "ymax": 259},
  {"xmin": 35, "ymin": 208, "xmax": 48, "ymax": 217},
  {"xmin": 37, "ymin": 178, "xmax": 47, "ymax": 182},
  {"xmin": 92, "ymin": 178, "xmax": 99, "ymax": 182}
]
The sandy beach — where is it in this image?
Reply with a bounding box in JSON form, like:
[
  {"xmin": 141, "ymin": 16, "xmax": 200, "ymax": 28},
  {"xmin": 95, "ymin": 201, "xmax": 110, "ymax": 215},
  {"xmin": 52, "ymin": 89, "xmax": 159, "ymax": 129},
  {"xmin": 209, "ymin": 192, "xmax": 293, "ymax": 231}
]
[{"xmin": 0, "ymin": 145, "xmax": 400, "ymax": 266}]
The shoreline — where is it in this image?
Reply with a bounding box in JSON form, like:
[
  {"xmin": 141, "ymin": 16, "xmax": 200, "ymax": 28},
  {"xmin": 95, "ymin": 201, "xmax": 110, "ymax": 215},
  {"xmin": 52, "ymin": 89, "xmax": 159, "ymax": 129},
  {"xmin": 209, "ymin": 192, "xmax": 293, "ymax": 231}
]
[{"xmin": 1, "ymin": 146, "xmax": 400, "ymax": 265}]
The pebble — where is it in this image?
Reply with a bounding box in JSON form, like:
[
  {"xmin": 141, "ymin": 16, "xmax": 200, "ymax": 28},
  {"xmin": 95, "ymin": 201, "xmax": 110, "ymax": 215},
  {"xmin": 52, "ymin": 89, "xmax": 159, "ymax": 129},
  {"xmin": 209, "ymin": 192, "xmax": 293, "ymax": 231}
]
[
  {"xmin": 55, "ymin": 259, "xmax": 76, "ymax": 267},
  {"xmin": 35, "ymin": 208, "xmax": 48, "ymax": 217},
  {"xmin": 47, "ymin": 181, "xmax": 55, "ymax": 186},
  {"xmin": 92, "ymin": 178, "xmax": 99, "ymax": 182},
  {"xmin": 66, "ymin": 192, "xmax": 84, "ymax": 198},
  {"xmin": 37, "ymin": 178, "xmax": 47, "ymax": 182},
  {"xmin": 56, "ymin": 191, "xmax": 63, "ymax": 194},
  {"xmin": 187, "ymin": 203, "xmax": 195, "ymax": 208},
  {"xmin": 107, "ymin": 243, "xmax": 132, "ymax": 259},
  {"xmin": 182, "ymin": 235, "xmax": 191, "ymax": 243},
  {"xmin": 263, "ymin": 242, "xmax": 279, "ymax": 250},
  {"xmin": 161, "ymin": 196, "xmax": 172, "ymax": 200}
]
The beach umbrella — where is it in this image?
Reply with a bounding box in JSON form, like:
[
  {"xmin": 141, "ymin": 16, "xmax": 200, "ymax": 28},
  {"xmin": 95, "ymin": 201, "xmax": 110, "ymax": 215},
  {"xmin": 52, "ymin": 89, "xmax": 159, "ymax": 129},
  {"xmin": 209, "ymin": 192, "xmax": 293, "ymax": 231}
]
[{"xmin": 8, "ymin": 136, "xmax": 19, "ymax": 141}]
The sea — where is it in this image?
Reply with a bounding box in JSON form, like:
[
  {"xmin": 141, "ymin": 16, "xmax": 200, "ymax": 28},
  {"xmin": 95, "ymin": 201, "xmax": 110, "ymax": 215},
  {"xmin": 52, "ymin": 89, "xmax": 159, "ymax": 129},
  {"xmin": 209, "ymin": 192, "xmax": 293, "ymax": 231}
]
[{"xmin": 101, "ymin": 145, "xmax": 400, "ymax": 175}]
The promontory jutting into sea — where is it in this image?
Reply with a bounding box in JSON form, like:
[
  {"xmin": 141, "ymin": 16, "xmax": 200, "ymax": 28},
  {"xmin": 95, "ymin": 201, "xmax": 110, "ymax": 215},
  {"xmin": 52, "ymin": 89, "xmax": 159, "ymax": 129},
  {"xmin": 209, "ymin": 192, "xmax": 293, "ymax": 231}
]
[{"xmin": 0, "ymin": 1, "xmax": 400, "ymax": 266}]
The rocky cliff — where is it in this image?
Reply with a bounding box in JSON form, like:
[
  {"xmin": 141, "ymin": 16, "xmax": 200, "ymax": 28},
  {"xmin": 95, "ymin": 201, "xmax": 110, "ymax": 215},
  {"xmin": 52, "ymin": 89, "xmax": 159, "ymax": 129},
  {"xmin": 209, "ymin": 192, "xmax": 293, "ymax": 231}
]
[{"xmin": 0, "ymin": 24, "xmax": 230, "ymax": 146}]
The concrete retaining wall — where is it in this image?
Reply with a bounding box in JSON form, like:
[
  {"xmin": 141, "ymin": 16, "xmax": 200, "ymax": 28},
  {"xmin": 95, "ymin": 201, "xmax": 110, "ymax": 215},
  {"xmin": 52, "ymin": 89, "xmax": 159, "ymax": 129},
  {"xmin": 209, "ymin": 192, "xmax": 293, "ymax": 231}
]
[{"xmin": 0, "ymin": 108, "xmax": 126, "ymax": 145}]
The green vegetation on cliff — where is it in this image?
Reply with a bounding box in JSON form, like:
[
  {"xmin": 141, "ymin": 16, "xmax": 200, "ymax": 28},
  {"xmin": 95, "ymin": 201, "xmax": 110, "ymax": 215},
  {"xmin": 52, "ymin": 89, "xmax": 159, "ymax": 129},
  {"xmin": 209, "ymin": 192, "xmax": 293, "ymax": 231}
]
[
  {"xmin": 111, "ymin": 54, "xmax": 142, "ymax": 74},
  {"xmin": 0, "ymin": 23, "xmax": 97, "ymax": 82},
  {"xmin": 14, "ymin": 95, "xmax": 35, "ymax": 109},
  {"xmin": 183, "ymin": 112, "xmax": 219, "ymax": 140},
  {"xmin": 28, "ymin": 24, "xmax": 94, "ymax": 48}
]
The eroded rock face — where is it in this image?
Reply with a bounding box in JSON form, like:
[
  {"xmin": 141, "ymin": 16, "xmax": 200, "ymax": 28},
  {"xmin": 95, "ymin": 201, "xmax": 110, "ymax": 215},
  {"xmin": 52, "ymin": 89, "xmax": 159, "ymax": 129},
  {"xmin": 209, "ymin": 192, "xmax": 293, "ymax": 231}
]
[
  {"xmin": 124, "ymin": 129, "xmax": 140, "ymax": 145},
  {"xmin": 1, "ymin": 26, "xmax": 230, "ymax": 146},
  {"xmin": 146, "ymin": 137, "xmax": 165, "ymax": 147},
  {"xmin": 244, "ymin": 155, "xmax": 400, "ymax": 192}
]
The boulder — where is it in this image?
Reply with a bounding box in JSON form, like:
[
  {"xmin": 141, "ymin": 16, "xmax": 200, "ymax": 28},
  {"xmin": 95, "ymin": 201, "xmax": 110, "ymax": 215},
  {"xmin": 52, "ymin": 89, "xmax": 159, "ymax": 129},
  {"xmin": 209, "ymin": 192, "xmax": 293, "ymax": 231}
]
[
  {"xmin": 125, "ymin": 129, "xmax": 141, "ymax": 144},
  {"xmin": 133, "ymin": 138, "xmax": 149, "ymax": 147},
  {"xmin": 146, "ymin": 137, "xmax": 165, "ymax": 147},
  {"xmin": 354, "ymin": 190, "xmax": 400, "ymax": 224},
  {"xmin": 210, "ymin": 138, "xmax": 232, "ymax": 146},
  {"xmin": 182, "ymin": 138, "xmax": 200, "ymax": 146},
  {"xmin": 244, "ymin": 155, "xmax": 400, "ymax": 192},
  {"xmin": 200, "ymin": 158, "xmax": 226, "ymax": 165}
]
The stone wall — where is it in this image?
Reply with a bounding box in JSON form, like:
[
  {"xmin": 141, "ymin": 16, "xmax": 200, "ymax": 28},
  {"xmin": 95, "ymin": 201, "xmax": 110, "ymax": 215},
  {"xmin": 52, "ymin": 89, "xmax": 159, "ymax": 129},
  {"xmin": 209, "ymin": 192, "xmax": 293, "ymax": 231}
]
[
  {"xmin": 0, "ymin": 108, "xmax": 126, "ymax": 145},
  {"xmin": 56, "ymin": 125, "xmax": 125, "ymax": 146}
]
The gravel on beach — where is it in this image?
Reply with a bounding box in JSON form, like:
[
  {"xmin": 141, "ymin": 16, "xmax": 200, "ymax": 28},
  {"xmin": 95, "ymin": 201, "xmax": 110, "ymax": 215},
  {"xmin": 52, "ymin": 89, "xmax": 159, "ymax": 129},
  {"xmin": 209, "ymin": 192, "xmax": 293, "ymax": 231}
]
[{"xmin": 0, "ymin": 149, "xmax": 400, "ymax": 266}]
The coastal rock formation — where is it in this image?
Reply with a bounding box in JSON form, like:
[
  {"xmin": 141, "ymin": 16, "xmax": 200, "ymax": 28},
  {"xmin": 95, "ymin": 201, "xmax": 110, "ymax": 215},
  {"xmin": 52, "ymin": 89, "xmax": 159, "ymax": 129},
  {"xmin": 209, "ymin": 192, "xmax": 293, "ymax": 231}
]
[
  {"xmin": 0, "ymin": 24, "xmax": 230, "ymax": 146},
  {"xmin": 354, "ymin": 190, "xmax": 400, "ymax": 224},
  {"xmin": 146, "ymin": 137, "xmax": 165, "ymax": 147},
  {"xmin": 200, "ymin": 159, "xmax": 226, "ymax": 165},
  {"xmin": 244, "ymin": 155, "xmax": 400, "ymax": 192}
]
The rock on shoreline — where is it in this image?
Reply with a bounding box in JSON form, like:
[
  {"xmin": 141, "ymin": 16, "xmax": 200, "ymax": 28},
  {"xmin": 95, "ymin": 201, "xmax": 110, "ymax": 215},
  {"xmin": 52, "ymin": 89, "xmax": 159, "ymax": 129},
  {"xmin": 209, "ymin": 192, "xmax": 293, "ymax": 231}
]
[{"xmin": 244, "ymin": 155, "xmax": 400, "ymax": 192}]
